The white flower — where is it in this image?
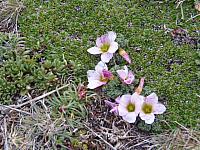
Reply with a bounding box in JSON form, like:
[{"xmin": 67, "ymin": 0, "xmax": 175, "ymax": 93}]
[
  {"xmin": 87, "ymin": 61, "xmax": 113, "ymax": 89},
  {"xmin": 118, "ymin": 93, "xmax": 144, "ymax": 123},
  {"xmin": 87, "ymin": 31, "xmax": 118, "ymax": 63},
  {"xmin": 139, "ymin": 93, "xmax": 166, "ymax": 124}
]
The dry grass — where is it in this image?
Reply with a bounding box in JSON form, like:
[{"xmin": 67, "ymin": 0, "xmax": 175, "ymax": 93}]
[
  {"xmin": 0, "ymin": 0, "xmax": 24, "ymax": 33},
  {"xmin": 0, "ymin": 82, "xmax": 86, "ymax": 149},
  {"xmin": 1, "ymin": 92, "xmax": 199, "ymax": 150},
  {"xmin": 150, "ymin": 126, "xmax": 200, "ymax": 150},
  {"xmin": 0, "ymin": 88, "xmax": 66, "ymax": 149}
]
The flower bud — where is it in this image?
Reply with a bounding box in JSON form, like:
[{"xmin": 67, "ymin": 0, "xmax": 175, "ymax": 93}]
[{"xmin": 119, "ymin": 48, "xmax": 131, "ymax": 64}]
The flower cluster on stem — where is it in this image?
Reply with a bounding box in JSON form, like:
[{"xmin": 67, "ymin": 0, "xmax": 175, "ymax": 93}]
[{"xmin": 87, "ymin": 31, "xmax": 166, "ymax": 124}]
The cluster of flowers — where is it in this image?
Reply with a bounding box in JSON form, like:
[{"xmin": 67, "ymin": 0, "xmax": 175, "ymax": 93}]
[{"xmin": 87, "ymin": 31, "xmax": 166, "ymax": 124}]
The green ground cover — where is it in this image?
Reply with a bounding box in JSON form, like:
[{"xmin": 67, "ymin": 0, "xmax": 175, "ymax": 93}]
[{"xmin": 0, "ymin": 0, "xmax": 199, "ymax": 130}]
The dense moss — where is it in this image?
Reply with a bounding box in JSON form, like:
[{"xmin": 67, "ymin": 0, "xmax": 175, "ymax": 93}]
[{"xmin": 0, "ymin": 0, "xmax": 199, "ymax": 128}]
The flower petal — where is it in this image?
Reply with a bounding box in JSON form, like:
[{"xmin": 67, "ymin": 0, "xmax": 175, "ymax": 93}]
[
  {"xmin": 124, "ymin": 66, "xmax": 129, "ymax": 76},
  {"xmin": 100, "ymin": 34, "xmax": 110, "ymax": 44},
  {"xmin": 95, "ymin": 61, "xmax": 108, "ymax": 73},
  {"xmin": 110, "ymin": 106, "xmax": 118, "ymax": 115},
  {"xmin": 118, "ymin": 105, "xmax": 128, "ymax": 116},
  {"xmin": 87, "ymin": 80, "xmax": 105, "ymax": 89},
  {"xmin": 87, "ymin": 70, "xmax": 100, "ymax": 80},
  {"xmin": 108, "ymin": 31, "xmax": 116, "ymax": 42},
  {"xmin": 117, "ymin": 70, "xmax": 126, "ymax": 80},
  {"xmin": 131, "ymin": 93, "xmax": 144, "ymax": 113},
  {"xmin": 153, "ymin": 103, "xmax": 166, "ymax": 114},
  {"xmin": 139, "ymin": 112, "xmax": 155, "ymax": 124},
  {"xmin": 124, "ymin": 71, "xmax": 135, "ymax": 84},
  {"xmin": 108, "ymin": 42, "xmax": 118, "ymax": 53},
  {"xmin": 101, "ymin": 53, "xmax": 113, "ymax": 63},
  {"xmin": 96, "ymin": 37, "xmax": 103, "ymax": 47},
  {"xmin": 146, "ymin": 93, "xmax": 158, "ymax": 104},
  {"xmin": 131, "ymin": 93, "xmax": 144, "ymax": 103},
  {"xmin": 104, "ymin": 100, "xmax": 117, "ymax": 108},
  {"xmin": 87, "ymin": 47, "xmax": 102, "ymax": 54},
  {"xmin": 119, "ymin": 94, "xmax": 132, "ymax": 107},
  {"xmin": 115, "ymin": 96, "xmax": 121, "ymax": 103},
  {"xmin": 122, "ymin": 112, "xmax": 137, "ymax": 123}
]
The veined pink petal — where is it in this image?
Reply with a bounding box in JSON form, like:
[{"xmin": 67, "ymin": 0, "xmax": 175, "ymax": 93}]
[
  {"xmin": 95, "ymin": 61, "xmax": 108, "ymax": 73},
  {"xmin": 108, "ymin": 42, "xmax": 118, "ymax": 53},
  {"xmin": 124, "ymin": 71, "xmax": 134, "ymax": 84},
  {"xmin": 87, "ymin": 80, "xmax": 105, "ymax": 89},
  {"xmin": 128, "ymin": 71, "xmax": 134, "ymax": 79},
  {"xmin": 87, "ymin": 47, "xmax": 102, "ymax": 54},
  {"xmin": 146, "ymin": 93, "xmax": 158, "ymax": 104},
  {"xmin": 118, "ymin": 105, "xmax": 128, "ymax": 116},
  {"xmin": 153, "ymin": 104, "xmax": 166, "ymax": 114},
  {"xmin": 117, "ymin": 70, "xmax": 127, "ymax": 80},
  {"xmin": 96, "ymin": 37, "xmax": 103, "ymax": 47},
  {"xmin": 101, "ymin": 52, "xmax": 113, "ymax": 63},
  {"xmin": 124, "ymin": 78, "xmax": 133, "ymax": 84},
  {"xmin": 100, "ymin": 34, "xmax": 110, "ymax": 44},
  {"xmin": 122, "ymin": 112, "xmax": 137, "ymax": 123},
  {"xmin": 107, "ymin": 31, "xmax": 117, "ymax": 42},
  {"xmin": 139, "ymin": 112, "xmax": 155, "ymax": 124}
]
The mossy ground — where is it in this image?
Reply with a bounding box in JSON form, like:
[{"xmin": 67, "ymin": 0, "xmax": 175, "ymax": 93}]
[{"xmin": 0, "ymin": 0, "xmax": 199, "ymax": 130}]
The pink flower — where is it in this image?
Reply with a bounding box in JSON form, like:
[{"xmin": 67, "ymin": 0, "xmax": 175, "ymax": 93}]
[
  {"xmin": 119, "ymin": 48, "xmax": 131, "ymax": 64},
  {"xmin": 87, "ymin": 31, "xmax": 118, "ymax": 63},
  {"xmin": 118, "ymin": 93, "xmax": 144, "ymax": 123},
  {"xmin": 139, "ymin": 93, "xmax": 166, "ymax": 124},
  {"xmin": 87, "ymin": 61, "xmax": 114, "ymax": 89},
  {"xmin": 117, "ymin": 66, "xmax": 135, "ymax": 85},
  {"xmin": 105, "ymin": 96, "xmax": 121, "ymax": 115}
]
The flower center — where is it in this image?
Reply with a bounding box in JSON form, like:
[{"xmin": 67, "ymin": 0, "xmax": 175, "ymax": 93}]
[
  {"xmin": 100, "ymin": 75, "xmax": 109, "ymax": 82},
  {"xmin": 101, "ymin": 44, "xmax": 110, "ymax": 53},
  {"xmin": 127, "ymin": 103, "xmax": 135, "ymax": 112},
  {"xmin": 142, "ymin": 103, "xmax": 153, "ymax": 114}
]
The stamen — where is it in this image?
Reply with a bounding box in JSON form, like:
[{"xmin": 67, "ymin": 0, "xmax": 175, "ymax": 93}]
[
  {"xmin": 100, "ymin": 75, "xmax": 109, "ymax": 82},
  {"xmin": 127, "ymin": 103, "xmax": 135, "ymax": 112},
  {"xmin": 142, "ymin": 103, "xmax": 153, "ymax": 114},
  {"xmin": 101, "ymin": 44, "xmax": 110, "ymax": 52}
]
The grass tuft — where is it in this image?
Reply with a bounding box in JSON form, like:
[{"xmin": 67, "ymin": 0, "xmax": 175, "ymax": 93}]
[{"xmin": 0, "ymin": 0, "xmax": 24, "ymax": 32}]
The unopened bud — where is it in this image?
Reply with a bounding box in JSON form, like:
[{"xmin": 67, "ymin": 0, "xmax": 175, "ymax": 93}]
[
  {"xmin": 119, "ymin": 48, "xmax": 131, "ymax": 64},
  {"xmin": 135, "ymin": 77, "xmax": 145, "ymax": 95}
]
